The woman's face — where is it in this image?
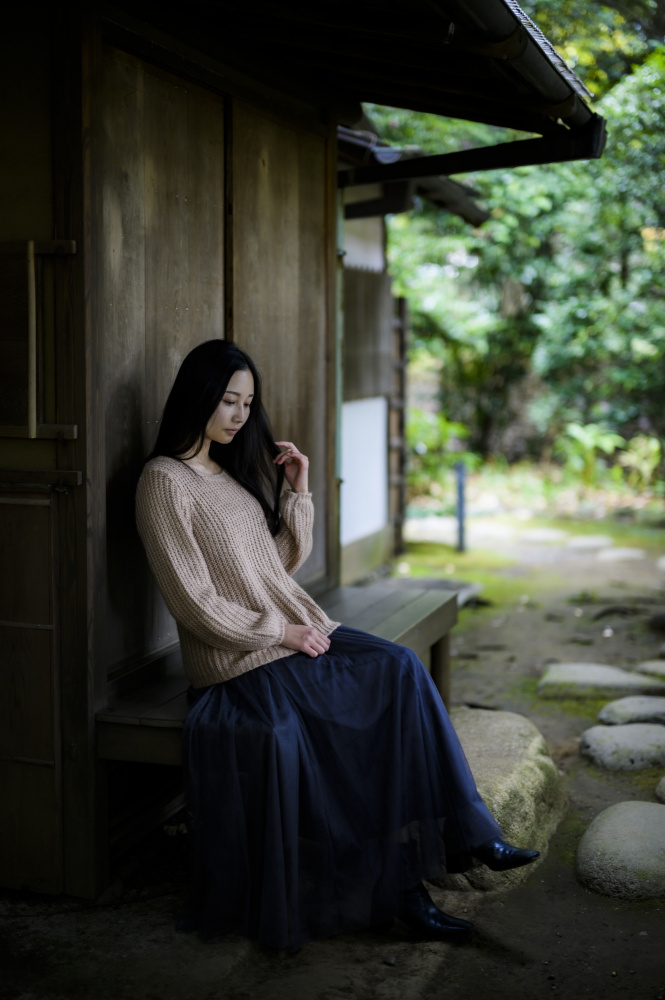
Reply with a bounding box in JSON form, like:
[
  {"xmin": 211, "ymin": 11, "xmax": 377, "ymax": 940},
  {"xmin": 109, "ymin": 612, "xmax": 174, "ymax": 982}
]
[{"xmin": 205, "ymin": 368, "xmax": 255, "ymax": 446}]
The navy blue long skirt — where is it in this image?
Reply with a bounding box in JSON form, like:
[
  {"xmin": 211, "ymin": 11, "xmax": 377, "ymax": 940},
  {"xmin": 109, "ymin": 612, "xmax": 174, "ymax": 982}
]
[{"xmin": 181, "ymin": 625, "xmax": 502, "ymax": 951}]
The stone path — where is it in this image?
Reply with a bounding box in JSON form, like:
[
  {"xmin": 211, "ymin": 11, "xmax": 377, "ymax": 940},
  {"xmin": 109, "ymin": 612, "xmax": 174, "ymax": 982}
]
[{"xmin": 536, "ymin": 644, "xmax": 665, "ymax": 898}]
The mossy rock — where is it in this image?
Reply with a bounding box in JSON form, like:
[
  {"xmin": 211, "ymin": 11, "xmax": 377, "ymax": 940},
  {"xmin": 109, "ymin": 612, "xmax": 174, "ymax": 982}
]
[{"xmin": 436, "ymin": 707, "xmax": 565, "ymax": 892}]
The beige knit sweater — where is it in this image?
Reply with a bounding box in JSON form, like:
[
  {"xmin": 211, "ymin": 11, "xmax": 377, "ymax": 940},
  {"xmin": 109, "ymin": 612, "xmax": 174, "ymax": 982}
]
[{"xmin": 136, "ymin": 456, "xmax": 340, "ymax": 688}]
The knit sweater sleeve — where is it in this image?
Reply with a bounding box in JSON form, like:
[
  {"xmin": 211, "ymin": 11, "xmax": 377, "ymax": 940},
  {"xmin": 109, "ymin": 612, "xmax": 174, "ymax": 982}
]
[
  {"xmin": 274, "ymin": 490, "xmax": 314, "ymax": 575},
  {"xmin": 136, "ymin": 468, "xmax": 286, "ymax": 651}
]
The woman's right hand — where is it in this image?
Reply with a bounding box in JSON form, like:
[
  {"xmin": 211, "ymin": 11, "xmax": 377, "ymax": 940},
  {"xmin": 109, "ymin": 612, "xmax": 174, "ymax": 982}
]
[{"xmin": 282, "ymin": 624, "xmax": 331, "ymax": 658}]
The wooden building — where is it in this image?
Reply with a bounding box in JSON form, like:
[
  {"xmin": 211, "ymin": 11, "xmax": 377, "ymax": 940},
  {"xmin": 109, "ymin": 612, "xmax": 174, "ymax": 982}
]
[
  {"xmin": 0, "ymin": 1, "xmax": 604, "ymax": 898},
  {"xmin": 338, "ymin": 126, "xmax": 489, "ymax": 583}
]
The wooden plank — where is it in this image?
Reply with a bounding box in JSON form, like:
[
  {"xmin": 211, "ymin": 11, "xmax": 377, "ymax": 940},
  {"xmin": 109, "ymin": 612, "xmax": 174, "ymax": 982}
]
[
  {"xmin": 370, "ymin": 591, "xmax": 457, "ymax": 649},
  {"xmin": 0, "ymin": 469, "xmax": 82, "ymax": 486},
  {"xmin": 342, "ymin": 588, "xmax": 431, "ymax": 635},
  {"xmin": 342, "ymin": 269, "xmax": 393, "ymax": 402},
  {"xmin": 96, "ymin": 674, "xmax": 188, "ymax": 724},
  {"xmin": 0, "ymin": 498, "xmax": 52, "ymax": 624},
  {"xmin": 232, "ymin": 101, "xmax": 328, "ymax": 588},
  {"xmin": 0, "ymin": 627, "xmax": 55, "ymax": 761},
  {"xmin": 317, "ymin": 584, "xmax": 402, "ymax": 622},
  {"xmin": 140, "ymin": 691, "xmax": 189, "ymax": 725},
  {"xmin": 0, "ymin": 241, "xmax": 76, "ymax": 256},
  {"xmin": 98, "ymin": 47, "xmax": 147, "ymax": 674},
  {"xmin": 0, "ymin": 760, "xmax": 62, "ymax": 893},
  {"xmin": 97, "ymin": 722, "xmax": 183, "ymax": 766},
  {"xmin": 185, "ymin": 85, "xmax": 225, "ymax": 348},
  {"xmin": 430, "ymin": 634, "xmax": 451, "ymax": 707}
]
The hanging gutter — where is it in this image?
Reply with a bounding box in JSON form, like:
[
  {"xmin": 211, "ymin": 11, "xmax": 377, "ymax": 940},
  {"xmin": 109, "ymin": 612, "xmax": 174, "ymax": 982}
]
[
  {"xmin": 339, "ymin": 0, "xmax": 606, "ymax": 189},
  {"xmin": 445, "ymin": 0, "xmax": 595, "ymax": 130}
]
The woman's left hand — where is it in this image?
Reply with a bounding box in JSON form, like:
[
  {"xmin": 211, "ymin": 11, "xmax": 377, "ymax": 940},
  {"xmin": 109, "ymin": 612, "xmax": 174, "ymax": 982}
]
[{"xmin": 274, "ymin": 441, "xmax": 309, "ymax": 493}]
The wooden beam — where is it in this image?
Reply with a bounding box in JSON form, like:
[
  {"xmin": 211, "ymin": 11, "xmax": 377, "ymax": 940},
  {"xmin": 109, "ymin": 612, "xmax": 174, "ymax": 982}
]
[
  {"xmin": 339, "ymin": 115, "xmax": 607, "ymax": 185},
  {"xmin": 0, "ymin": 241, "xmax": 77, "ymax": 255},
  {"xmin": 0, "ymin": 470, "xmax": 83, "ymax": 487}
]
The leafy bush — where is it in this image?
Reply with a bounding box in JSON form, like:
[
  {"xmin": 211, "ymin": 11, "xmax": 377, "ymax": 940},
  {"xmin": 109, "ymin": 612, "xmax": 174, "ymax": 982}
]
[
  {"xmin": 618, "ymin": 435, "xmax": 662, "ymax": 489},
  {"xmin": 553, "ymin": 422, "xmax": 625, "ymax": 488},
  {"xmin": 406, "ymin": 408, "xmax": 480, "ymax": 501}
]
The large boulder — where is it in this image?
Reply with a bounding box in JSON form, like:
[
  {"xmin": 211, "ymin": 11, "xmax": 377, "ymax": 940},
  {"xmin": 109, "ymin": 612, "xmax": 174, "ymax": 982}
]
[
  {"xmin": 598, "ymin": 696, "xmax": 665, "ymax": 726},
  {"xmin": 579, "ymin": 723, "xmax": 665, "ymax": 770},
  {"xmin": 576, "ymin": 801, "xmax": 665, "ymax": 899},
  {"xmin": 537, "ymin": 663, "xmax": 665, "ymax": 699},
  {"xmin": 437, "ymin": 707, "xmax": 565, "ymax": 891}
]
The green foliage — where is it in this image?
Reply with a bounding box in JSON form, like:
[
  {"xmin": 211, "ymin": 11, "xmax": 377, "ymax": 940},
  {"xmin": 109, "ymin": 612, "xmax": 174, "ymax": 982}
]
[
  {"xmin": 369, "ymin": 42, "xmax": 665, "ymax": 465},
  {"xmin": 553, "ymin": 422, "xmax": 626, "ymax": 487},
  {"xmin": 618, "ymin": 434, "xmax": 662, "ymax": 487},
  {"xmin": 518, "ymin": 0, "xmax": 652, "ymax": 97},
  {"xmin": 405, "ymin": 407, "xmax": 480, "ymax": 502},
  {"xmin": 532, "ymin": 49, "xmax": 665, "ymax": 441}
]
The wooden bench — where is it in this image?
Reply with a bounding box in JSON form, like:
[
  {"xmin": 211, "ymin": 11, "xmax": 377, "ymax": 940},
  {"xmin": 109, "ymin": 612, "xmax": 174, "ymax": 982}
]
[{"xmin": 96, "ymin": 586, "xmax": 457, "ymax": 768}]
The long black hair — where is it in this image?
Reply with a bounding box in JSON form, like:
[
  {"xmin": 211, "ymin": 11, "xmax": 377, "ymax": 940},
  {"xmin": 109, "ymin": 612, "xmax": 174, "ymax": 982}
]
[{"xmin": 148, "ymin": 339, "xmax": 285, "ymax": 535}]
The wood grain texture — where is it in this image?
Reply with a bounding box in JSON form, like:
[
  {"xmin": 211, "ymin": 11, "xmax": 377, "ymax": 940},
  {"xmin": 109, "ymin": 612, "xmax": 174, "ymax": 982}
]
[
  {"xmin": 0, "ymin": 760, "xmax": 62, "ymax": 893},
  {"xmin": 0, "ymin": 627, "xmax": 54, "ymax": 760},
  {"xmin": 97, "ymin": 48, "xmax": 226, "ymax": 675},
  {"xmin": 232, "ymin": 101, "xmax": 329, "ymax": 586},
  {"xmin": 342, "ymin": 268, "xmax": 394, "ymax": 403},
  {"xmin": 0, "ymin": 488, "xmax": 61, "ymax": 893}
]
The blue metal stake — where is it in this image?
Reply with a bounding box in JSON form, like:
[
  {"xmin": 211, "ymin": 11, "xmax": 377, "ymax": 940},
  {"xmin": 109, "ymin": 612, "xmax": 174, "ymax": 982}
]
[{"xmin": 455, "ymin": 460, "xmax": 466, "ymax": 553}]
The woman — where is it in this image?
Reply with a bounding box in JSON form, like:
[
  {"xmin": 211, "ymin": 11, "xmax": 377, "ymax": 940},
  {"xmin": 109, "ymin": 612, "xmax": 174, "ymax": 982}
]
[{"xmin": 136, "ymin": 339, "xmax": 538, "ymax": 952}]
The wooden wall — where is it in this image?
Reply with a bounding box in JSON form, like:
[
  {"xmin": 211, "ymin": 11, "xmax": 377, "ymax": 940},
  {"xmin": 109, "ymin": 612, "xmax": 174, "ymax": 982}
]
[
  {"xmin": 222, "ymin": 102, "xmax": 330, "ymax": 585},
  {"xmin": 93, "ymin": 53, "xmax": 334, "ymax": 676},
  {"xmin": 0, "ymin": 13, "xmax": 64, "ymax": 894},
  {"xmin": 0, "ymin": 17, "xmax": 337, "ymax": 896},
  {"xmin": 0, "ymin": 491, "xmax": 62, "ymax": 892},
  {"xmin": 343, "ymin": 268, "xmax": 393, "ymax": 403},
  {"xmin": 0, "ymin": 15, "xmax": 56, "ymax": 471},
  {"xmin": 93, "ymin": 48, "xmax": 226, "ymax": 678}
]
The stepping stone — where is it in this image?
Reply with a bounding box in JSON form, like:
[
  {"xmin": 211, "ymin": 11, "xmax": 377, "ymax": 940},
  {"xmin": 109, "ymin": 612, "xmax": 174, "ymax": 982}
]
[
  {"xmin": 596, "ymin": 547, "xmax": 645, "ymax": 562},
  {"xmin": 631, "ymin": 660, "xmax": 665, "ymax": 679},
  {"xmin": 437, "ymin": 708, "xmax": 565, "ymax": 892},
  {"xmin": 576, "ymin": 801, "xmax": 665, "ymax": 899},
  {"xmin": 656, "ymin": 777, "xmax": 665, "ymax": 804},
  {"xmin": 519, "ymin": 528, "xmax": 569, "ymax": 543},
  {"xmin": 598, "ymin": 696, "xmax": 665, "ymax": 726},
  {"xmin": 565, "ymin": 535, "xmax": 613, "ymax": 550},
  {"xmin": 579, "ymin": 723, "xmax": 665, "ymax": 770},
  {"xmin": 537, "ymin": 663, "xmax": 665, "ymax": 699}
]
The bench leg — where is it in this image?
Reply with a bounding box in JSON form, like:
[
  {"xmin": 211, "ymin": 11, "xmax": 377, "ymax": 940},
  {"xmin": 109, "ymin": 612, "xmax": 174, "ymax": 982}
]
[{"xmin": 430, "ymin": 634, "xmax": 451, "ymax": 710}]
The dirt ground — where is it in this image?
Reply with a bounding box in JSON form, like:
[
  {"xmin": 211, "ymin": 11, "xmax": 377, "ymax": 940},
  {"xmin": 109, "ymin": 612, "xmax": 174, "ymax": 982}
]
[{"xmin": 2, "ymin": 518, "xmax": 665, "ymax": 1000}]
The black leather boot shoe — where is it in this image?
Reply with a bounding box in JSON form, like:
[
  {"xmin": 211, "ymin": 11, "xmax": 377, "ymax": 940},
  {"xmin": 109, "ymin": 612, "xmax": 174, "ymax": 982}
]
[
  {"xmin": 401, "ymin": 883, "xmax": 473, "ymax": 939},
  {"xmin": 471, "ymin": 838, "xmax": 539, "ymax": 872}
]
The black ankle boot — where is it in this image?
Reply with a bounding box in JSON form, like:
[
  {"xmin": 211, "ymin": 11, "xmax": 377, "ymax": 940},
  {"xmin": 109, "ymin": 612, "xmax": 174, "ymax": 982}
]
[
  {"xmin": 401, "ymin": 883, "xmax": 473, "ymax": 939},
  {"xmin": 471, "ymin": 837, "xmax": 539, "ymax": 872}
]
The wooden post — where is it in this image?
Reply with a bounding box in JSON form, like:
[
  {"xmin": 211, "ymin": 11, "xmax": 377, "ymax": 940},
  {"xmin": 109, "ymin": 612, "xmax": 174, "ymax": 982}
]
[{"xmin": 430, "ymin": 633, "xmax": 451, "ymax": 710}]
